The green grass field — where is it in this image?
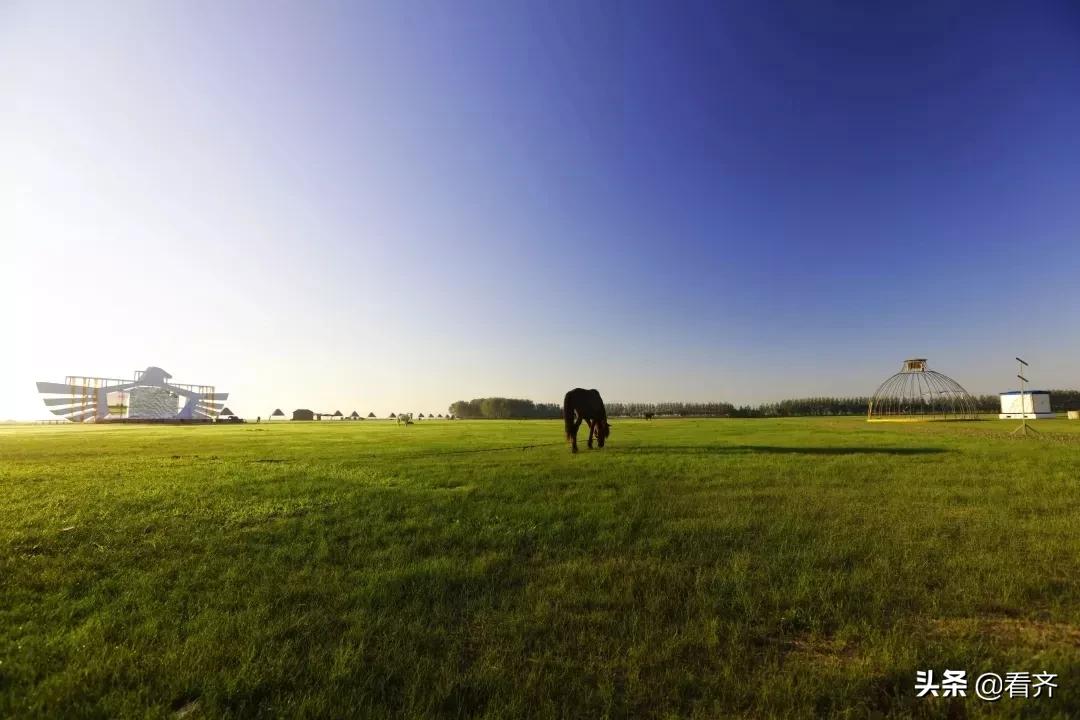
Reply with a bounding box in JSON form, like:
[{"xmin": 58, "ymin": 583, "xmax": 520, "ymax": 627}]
[{"xmin": 2, "ymin": 418, "xmax": 1079, "ymax": 719}]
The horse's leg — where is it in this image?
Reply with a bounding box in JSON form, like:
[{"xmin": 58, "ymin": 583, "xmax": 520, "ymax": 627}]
[
  {"xmin": 569, "ymin": 416, "xmax": 582, "ymax": 453},
  {"xmin": 586, "ymin": 420, "xmax": 595, "ymax": 449}
]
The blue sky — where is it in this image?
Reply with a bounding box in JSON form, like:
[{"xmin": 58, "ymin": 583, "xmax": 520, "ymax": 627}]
[{"xmin": 2, "ymin": 1, "xmax": 1079, "ymax": 418}]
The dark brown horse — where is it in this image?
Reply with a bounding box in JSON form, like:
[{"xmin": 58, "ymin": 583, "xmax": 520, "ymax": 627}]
[{"xmin": 563, "ymin": 388, "xmax": 610, "ymax": 453}]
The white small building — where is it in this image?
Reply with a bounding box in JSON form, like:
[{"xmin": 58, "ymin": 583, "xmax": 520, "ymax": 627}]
[{"xmin": 999, "ymin": 391, "xmax": 1054, "ymax": 419}]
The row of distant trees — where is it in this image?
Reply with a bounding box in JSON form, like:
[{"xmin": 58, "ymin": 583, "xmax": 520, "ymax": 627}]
[
  {"xmin": 608, "ymin": 399, "xmax": 872, "ymax": 417},
  {"xmin": 1036, "ymin": 390, "xmax": 1080, "ymax": 412},
  {"xmin": 448, "ymin": 391, "xmax": 1080, "ymax": 419},
  {"xmin": 448, "ymin": 398, "xmax": 561, "ymax": 419},
  {"xmin": 286, "ymin": 409, "xmax": 451, "ymax": 421}
]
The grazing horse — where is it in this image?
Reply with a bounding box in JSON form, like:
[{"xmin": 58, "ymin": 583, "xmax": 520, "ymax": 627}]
[{"xmin": 563, "ymin": 388, "xmax": 610, "ymax": 453}]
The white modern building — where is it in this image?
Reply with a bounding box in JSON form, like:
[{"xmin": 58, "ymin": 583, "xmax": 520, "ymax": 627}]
[
  {"xmin": 999, "ymin": 391, "xmax": 1054, "ymax": 420},
  {"xmin": 36, "ymin": 366, "xmax": 227, "ymax": 422}
]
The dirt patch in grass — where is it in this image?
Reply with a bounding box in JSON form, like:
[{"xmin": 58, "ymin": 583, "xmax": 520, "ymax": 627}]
[
  {"xmin": 781, "ymin": 634, "xmax": 864, "ymax": 669},
  {"xmin": 930, "ymin": 617, "xmax": 1080, "ymax": 649},
  {"xmin": 172, "ymin": 698, "xmax": 200, "ymax": 718}
]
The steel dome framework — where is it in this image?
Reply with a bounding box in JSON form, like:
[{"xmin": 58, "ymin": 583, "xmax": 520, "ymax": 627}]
[{"xmin": 867, "ymin": 358, "xmax": 977, "ymax": 422}]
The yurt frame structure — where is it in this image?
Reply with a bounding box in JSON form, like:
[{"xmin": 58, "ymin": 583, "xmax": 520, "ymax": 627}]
[{"xmin": 867, "ymin": 358, "xmax": 978, "ymax": 422}]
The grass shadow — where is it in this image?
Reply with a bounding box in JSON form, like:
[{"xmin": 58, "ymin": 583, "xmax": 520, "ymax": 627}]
[{"xmin": 618, "ymin": 444, "xmax": 950, "ymax": 456}]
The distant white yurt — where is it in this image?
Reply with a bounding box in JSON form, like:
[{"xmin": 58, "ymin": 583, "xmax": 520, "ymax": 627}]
[{"xmin": 999, "ymin": 391, "xmax": 1054, "ymax": 419}]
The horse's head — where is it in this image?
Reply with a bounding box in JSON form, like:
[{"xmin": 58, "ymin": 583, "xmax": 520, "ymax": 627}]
[{"xmin": 596, "ymin": 420, "xmax": 611, "ymax": 447}]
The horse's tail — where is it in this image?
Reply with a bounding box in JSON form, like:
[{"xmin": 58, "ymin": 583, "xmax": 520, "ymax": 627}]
[{"xmin": 563, "ymin": 392, "xmax": 575, "ymax": 440}]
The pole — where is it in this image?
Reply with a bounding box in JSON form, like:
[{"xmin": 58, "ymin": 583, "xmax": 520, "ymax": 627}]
[
  {"xmin": 1011, "ymin": 357, "xmax": 1040, "ymax": 437},
  {"xmin": 1021, "ymin": 358, "xmax": 1027, "ymax": 436}
]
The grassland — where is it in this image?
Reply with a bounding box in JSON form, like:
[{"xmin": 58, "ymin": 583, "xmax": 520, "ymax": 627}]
[{"xmin": 2, "ymin": 418, "xmax": 1080, "ymax": 719}]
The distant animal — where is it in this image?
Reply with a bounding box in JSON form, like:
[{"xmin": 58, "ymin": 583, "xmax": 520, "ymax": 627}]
[
  {"xmin": 563, "ymin": 388, "xmax": 610, "ymax": 453},
  {"xmin": 643, "ymin": 412, "xmax": 654, "ymax": 420}
]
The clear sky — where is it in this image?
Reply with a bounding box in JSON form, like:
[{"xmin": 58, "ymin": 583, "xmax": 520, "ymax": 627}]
[{"xmin": 2, "ymin": 1, "xmax": 1079, "ymax": 420}]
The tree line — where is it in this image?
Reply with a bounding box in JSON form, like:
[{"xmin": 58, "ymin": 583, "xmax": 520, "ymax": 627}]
[
  {"xmin": 449, "ymin": 391, "xmax": 1080, "ymax": 419},
  {"xmin": 607, "ymin": 399, "xmax": 869, "ymax": 417},
  {"xmin": 448, "ymin": 398, "xmax": 562, "ymax": 419},
  {"xmin": 1045, "ymin": 389, "xmax": 1080, "ymax": 412}
]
